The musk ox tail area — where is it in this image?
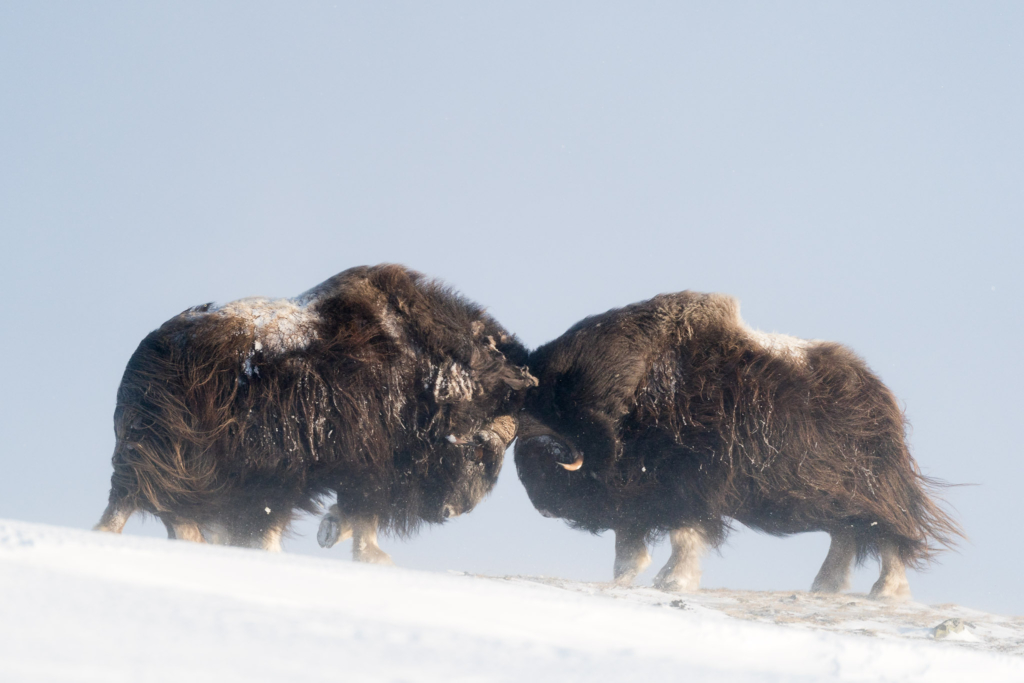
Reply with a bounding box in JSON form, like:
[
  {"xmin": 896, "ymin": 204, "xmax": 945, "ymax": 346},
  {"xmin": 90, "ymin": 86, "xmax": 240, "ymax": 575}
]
[
  {"xmin": 875, "ymin": 464, "xmax": 964, "ymax": 570},
  {"xmin": 107, "ymin": 437, "xmax": 223, "ymax": 517}
]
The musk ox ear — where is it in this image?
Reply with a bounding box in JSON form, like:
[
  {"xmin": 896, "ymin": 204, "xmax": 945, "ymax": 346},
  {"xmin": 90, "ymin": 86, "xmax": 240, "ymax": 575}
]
[
  {"xmin": 469, "ymin": 342, "xmax": 537, "ymax": 392},
  {"xmin": 502, "ymin": 365, "xmax": 537, "ymax": 390}
]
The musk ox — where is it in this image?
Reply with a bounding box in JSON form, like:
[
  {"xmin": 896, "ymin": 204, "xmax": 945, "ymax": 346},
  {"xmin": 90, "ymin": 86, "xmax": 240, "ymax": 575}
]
[
  {"xmin": 514, "ymin": 292, "xmax": 961, "ymax": 599},
  {"xmin": 96, "ymin": 264, "xmax": 535, "ymax": 563}
]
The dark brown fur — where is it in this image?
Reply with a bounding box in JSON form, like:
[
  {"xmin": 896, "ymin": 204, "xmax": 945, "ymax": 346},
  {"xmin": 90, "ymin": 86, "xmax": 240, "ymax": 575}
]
[
  {"xmin": 96, "ymin": 264, "xmax": 535, "ymax": 549},
  {"xmin": 515, "ymin": 292, "xmax": 961, "ymax": 593}
]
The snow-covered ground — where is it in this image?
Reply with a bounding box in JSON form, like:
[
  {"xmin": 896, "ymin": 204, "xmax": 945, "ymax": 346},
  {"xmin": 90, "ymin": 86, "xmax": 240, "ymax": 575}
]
[{"xmin": 1, "ymin": 520, "xmax": 1021, "ymax": 682}]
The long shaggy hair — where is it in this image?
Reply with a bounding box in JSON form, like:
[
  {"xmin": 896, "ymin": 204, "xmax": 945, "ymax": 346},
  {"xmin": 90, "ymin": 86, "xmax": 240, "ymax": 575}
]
[
  {"xmin": 98, "ymin": 264, "xmax": 535, "ymax": 545},
  {"xmin": 515, "ymin": 292, "xmax": 961, "ymax": 568}
]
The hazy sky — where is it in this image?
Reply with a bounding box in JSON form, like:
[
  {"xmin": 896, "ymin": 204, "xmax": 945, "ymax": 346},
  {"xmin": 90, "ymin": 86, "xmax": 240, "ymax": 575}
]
[{"xmin": 2, "ymin": 4, "xmax": 1022, "ymax": 614}]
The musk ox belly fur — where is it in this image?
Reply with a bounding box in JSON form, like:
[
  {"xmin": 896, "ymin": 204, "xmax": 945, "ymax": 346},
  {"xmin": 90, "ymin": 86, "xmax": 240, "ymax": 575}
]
[
  {"xmin": 515, "ymin": 291, "xmax": 962, "ymax": 597},
  {"xmin": 96, "ymin": 264, "xmax": 535, "ymax": 552}
]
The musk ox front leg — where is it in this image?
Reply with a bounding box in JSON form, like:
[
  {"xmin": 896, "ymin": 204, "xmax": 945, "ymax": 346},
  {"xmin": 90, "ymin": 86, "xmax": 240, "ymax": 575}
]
[
  {"xmin": 257, "ymin": 519, "xmax": 289, "ymax": 552},
  {"xmin": 869, "ymin": 538, "xmax": 911, "ymax": 601},
  {"xmin": 810, "ymin": 529, "xmax": 856, "ymax": 593},
  {"xmin": 352, "ymin": 516, "xmax": 393, "ymax": 565},
  {"xmin": 317, "ymin": 505, "xmax": 391, "ymax": 564},
  {"xmin": 653, "ymin": 527, "xmax": 706, "ymax": 592},
  {"xmin": 613, "ymin": 528, "xmax": 651, "ymax": 585}
]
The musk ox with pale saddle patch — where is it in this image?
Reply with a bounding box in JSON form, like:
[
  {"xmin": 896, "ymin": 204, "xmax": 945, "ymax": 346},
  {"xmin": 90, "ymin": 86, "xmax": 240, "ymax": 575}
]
[
  {"xmin": 96, "ymin": 264, "xmax": 535, "ymax": 564},
  {"xmin": 514, "ymin": 292, "xmax": 961, "ymax": 599}
]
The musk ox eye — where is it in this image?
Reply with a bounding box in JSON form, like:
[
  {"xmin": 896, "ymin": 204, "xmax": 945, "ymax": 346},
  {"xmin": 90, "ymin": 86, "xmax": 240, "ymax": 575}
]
[{"xmin": 524, "ymin": 435, "xmax": 583, "ymax": 472}]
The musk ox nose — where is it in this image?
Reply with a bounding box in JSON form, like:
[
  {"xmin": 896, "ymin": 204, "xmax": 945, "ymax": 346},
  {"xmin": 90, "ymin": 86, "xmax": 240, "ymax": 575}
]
[{"xmin": 442, "ymin": 505, "xmax": 456, "ymax": 519}]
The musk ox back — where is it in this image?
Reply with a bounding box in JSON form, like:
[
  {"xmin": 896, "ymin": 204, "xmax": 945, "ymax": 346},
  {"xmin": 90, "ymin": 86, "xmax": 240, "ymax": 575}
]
[
  {"xmin": 514, "ymin": 292, "xmax": 961, "ymax": 599},
  {"xmin": 96, "ymin": 264, "xmax": 535, "ymax": 562}
]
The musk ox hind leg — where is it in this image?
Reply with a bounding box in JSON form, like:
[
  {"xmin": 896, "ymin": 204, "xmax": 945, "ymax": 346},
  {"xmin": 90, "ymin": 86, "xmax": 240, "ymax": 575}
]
[
  {"xmin": 161, "ymin": 517, "xmax": 206, "ymax": 543},
  {"xmin": 352, "ymin": 516, "xmax": 393, "ymax": 565},
  {"xmin": 869, "ymin": 537, "xmax": 912, "ymax": 601},
  {"xmin": 244, "ymin": 510, "xmax": 294, "ymax": 552},
  {"xmin": 205, "ymin": 508, "xmax": 294, "ymax": 551},
  {"xmin": 317, "ymin": 504, "xmax": 354, "ymax": 549},
  {"xmin": 94, "ymin": 499, "xmax": 135, "ymax": 533},
  {"xmin": 256, "ymin": 522, "xmax": 287, "ymax": 552},
  {"xmin": 810, "ymin": 528, "xmax": 857, "ymax": 594},
  {"xmin": 653, "ymin": 527, "xmax": 706, "ymax": 593},
  {"xmin": 613, "ymin": 528, "xmax": 652, "ymax": 586}
]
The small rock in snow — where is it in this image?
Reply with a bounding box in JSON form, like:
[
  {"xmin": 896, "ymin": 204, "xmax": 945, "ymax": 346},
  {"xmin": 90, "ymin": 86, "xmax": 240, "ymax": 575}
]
[{"xmin": 933, "ymin": 618, "xmax": 965, "ymax": 639}]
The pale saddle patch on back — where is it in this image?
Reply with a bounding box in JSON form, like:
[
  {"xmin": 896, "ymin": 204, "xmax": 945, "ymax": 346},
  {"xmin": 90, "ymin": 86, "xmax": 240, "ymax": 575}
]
[
  {"xmin": 690, "ymin": 294, "xmax": 815, "ymax": 364},
  {"xmin": 213, "ymin": 297, "xmax": 320, "ymax": 353},
  {"xmin": 746, "ymin": 328, "xmax": 814, "ymax": 363}
]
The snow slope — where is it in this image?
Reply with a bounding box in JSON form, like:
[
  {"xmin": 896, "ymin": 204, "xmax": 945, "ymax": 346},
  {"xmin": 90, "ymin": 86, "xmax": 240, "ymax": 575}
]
[{"xmin": 0, "ymin": 520, "xmax": 1020, "ymax": 682}]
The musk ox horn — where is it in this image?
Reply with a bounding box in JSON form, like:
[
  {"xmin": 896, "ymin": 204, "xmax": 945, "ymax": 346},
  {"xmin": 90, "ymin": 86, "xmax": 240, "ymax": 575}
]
[
  {"xmin": 486, "ymin": 415, "xmax": 517, "ymax": 445},
  {"xmin": 557, "ymin": 455, "xmax": 584, "ymax": 471}
]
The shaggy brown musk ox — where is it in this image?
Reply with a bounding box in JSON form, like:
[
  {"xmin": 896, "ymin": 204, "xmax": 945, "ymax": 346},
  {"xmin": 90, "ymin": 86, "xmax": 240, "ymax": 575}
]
[
  {"xmin": 514, "ymin": 292, "xmax": 961, "ymax": 599},
  {"xmin": 95, "ymin": 264, "xmax": 535, "ymax": 563}
]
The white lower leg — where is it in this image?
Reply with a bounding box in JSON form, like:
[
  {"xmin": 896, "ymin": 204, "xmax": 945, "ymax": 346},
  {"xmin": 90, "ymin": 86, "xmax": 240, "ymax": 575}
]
[
  {"xmin": 202, "ymin": 522, "xmax": 231, "ymax": 545},
  {"xmin": 869, "ymin": 538, "xmax": 911, "ymax": 600},
  {"xmin": 352, "ymin": 517, "xmax": 393, "ymax": 565},
  {"xmin": 261, "ymin": 524, "xmax": 285, "ymax": 552},
  {"xmin": 613, "ymin": 529, "xmax": 651, "ymax": 586},
  {"xmin": 811, "ymin": 529, "xmax": 856, "ymax": 593},
  {"xmin": 165, "ymin": 521, "xmax": 205, "ymax": 543},
  {"xmin": 94, "ymin": 501, "xmax": 133, "ymax": 533},
  {"xmin": 653, "ymin": 527, "xmax": 705, "ymax": 592}
]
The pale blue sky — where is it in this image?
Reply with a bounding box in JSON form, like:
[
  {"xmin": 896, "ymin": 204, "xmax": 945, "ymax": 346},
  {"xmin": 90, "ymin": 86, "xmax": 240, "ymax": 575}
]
[{"xmin": 2, "ymin": 3, "xmax": 1022, "ymax": 614}]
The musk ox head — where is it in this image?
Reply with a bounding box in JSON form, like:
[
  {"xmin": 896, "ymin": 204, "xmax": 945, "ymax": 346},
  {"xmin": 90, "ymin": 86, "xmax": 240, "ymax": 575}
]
[
  {"xmin": 420, "ymin": 414, "xmax": 520, "ymax": 523},
  {"xmin": 512, "ymin": 306, "xmax": 657, "ymax": 531},
  {"xmin": 415, "ymin": 319, "xmax": 536, "ymax": 525},
  {"xmin": 513, "ymin": 412, "xmax": 611, "ymax": 525}
]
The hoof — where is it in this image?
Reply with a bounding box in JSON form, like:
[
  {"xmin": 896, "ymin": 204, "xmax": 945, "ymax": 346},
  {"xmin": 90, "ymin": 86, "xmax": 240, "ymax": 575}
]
[
  {"xmin": 869, "ymin": 576, "xmax": 912, "ymax": 602},
  {"xmin": 612, "ymin": 551, "xmax": 651, "ymax": 586},
  {"xmin": 652, "ymin": 564, "xmax": 700, "ymax": 593},
  {"xmin": 317, "ymin": 508, "xmax": 352, "ymax": 549},
  {"xmin": 810, "ymin": 577, "xmax": 849, "ymax": 594},
  {"xmin": 653, "ymin": 574, "xmax": 700, "ymax": 593},
  {"xmin": 354, "ymin": 544, "xmax": 394, "ymax": 565},
  {"xmin": 317, "ymin": 517, "xmax": 341, "ymax": 548},
  {"xmin": 613, "ymin": 572, "xmax": 637, "ymax": 587}
]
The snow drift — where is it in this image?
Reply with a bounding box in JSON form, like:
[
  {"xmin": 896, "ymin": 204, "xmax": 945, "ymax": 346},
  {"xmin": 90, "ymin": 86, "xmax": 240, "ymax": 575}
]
[{"xmin": 0, "ymin": 520, "xmax": 1020, "ymax": 682}]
